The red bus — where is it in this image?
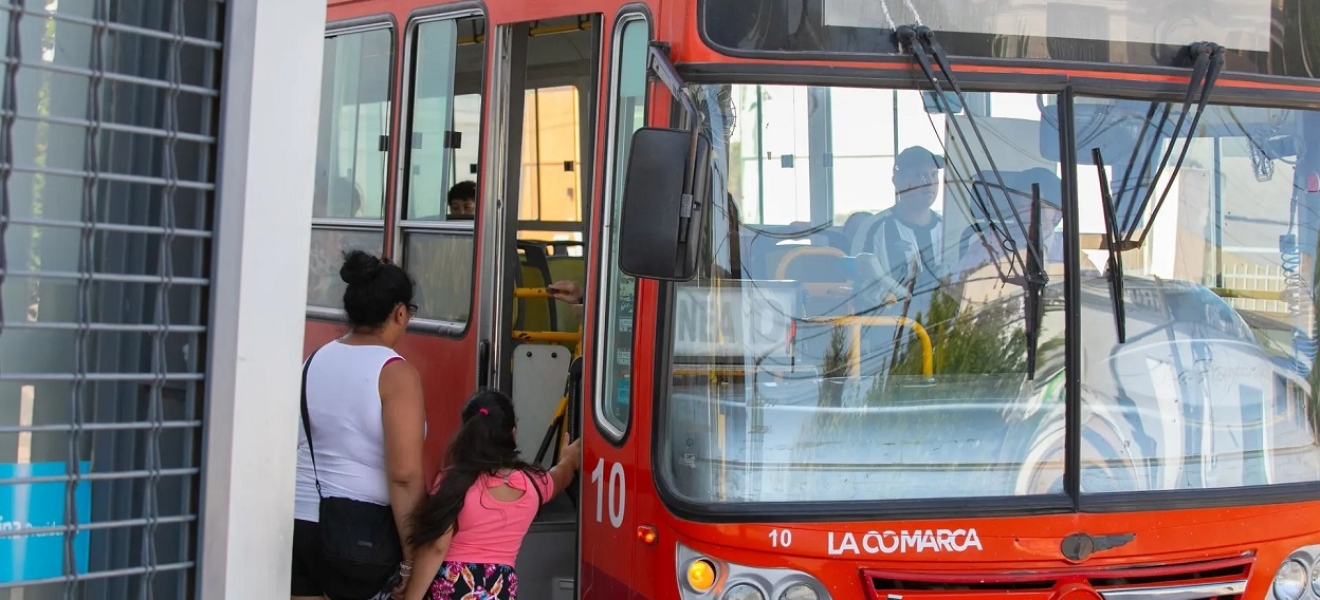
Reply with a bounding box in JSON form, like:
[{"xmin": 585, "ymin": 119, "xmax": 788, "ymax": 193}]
[{"xmin": 305, "ymin": 0, "xmax": 1320, "ymax": 599}]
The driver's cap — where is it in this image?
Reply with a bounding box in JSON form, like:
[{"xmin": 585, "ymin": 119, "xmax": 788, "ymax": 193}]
[{"xmin": 894, "ymin": 146, "xmax": 945, "ymax": 172}]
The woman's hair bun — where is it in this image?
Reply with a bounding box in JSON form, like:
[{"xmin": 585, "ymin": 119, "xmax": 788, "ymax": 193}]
[{"xmin": 339, "ymin": 249, "xmax": 384, "ymax": 285}]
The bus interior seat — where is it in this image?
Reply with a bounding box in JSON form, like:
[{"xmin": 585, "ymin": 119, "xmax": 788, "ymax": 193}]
[
  {"xmin": 841, "ymin": 211, "xmax": 873, "ymax": 243},
  {"xmin": 775, "ymin": 246, "xmax": 848, "ymax": 285},
  {"xmin": 775, "ymin": 246, "xmax": 853, "ymax": 374},
  {"xmin": 516, "ymin": 241, "xmax": 557, "ymax": 334},
  {"xmin": 741, "ymin": 235, "xmax": 781, "ymax": 280},
  {"xmin": 519, "ymin": 262, "xmax": 553, "ymax": 333},
  {"xmin": 546, "ymin": 240, "xmax": 583, "ymax": 257},
  {"xmin": 761, "ymin": 243, "xmax": 803, "ymax": 281},
  {"xmin": 817, "ymin": 228, "xmax": 851, "ymax": 253}
]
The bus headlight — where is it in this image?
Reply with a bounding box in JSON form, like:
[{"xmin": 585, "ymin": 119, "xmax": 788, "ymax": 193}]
[
  {"xmin": 1274, "ymin": 559, "xmax": 1307, "ymax": 600},
  {"xmin": 780, "ymin": 583, "xmax": 820, "ymax": 600},
  {"xmin": 676, "ymin": 543, "xmax": 831, "ymax": 600},
  {"xmin": 723, "ymin": 583, "xmax": 767, "ymax": 600}
]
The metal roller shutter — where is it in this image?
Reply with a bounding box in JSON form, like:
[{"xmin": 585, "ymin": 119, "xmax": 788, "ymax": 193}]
[{"xmin": 0, "ymin": 0, "xmax": 221, "ymax": 597}]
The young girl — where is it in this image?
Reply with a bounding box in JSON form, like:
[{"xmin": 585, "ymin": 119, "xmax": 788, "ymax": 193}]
[{"xmin": 404, "ymin": 390, "xmax": 582, "ymax": 600}]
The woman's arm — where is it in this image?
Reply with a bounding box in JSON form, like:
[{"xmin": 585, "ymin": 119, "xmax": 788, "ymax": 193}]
[
  {"xmin": 403, "ymin": 527, "xmax": 453, "ymax": 600},
  {"xmin": 546, "ymin": 438, "xmax": 582, "ymax": 497},
  {"xmin": 381, "ymin": 359, "xmax": 427, "ymax": 562}
]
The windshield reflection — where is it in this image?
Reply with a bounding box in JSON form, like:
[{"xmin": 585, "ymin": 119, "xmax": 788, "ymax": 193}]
[{"xmin": 658, "ymin": 84, "xmax": 1320, "ymax": 504}]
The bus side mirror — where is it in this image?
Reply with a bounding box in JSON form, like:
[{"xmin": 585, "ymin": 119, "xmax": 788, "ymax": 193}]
[{"xmin": 617, "ymin": 127, "xmax": 711, "ymax": 281}]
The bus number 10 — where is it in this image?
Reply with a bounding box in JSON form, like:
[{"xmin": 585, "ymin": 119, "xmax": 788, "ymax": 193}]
[
  {"xmin": 769, "ymin": 529, "xmax": 793, "ymax": 548},
  {"xmin": 590, "ymin": 458, "xmax": 626, "ymax": 529}
]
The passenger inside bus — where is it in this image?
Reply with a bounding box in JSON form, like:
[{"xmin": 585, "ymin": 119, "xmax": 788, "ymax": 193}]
[
  {"xmin": 312, "ymin": 175, "xmax": 363, "ymax": 218},
  {"xmin": 446, "ymin": 180, "xmax": 476, "ymax": 220},
  {"xmin": 852, "ymin": 145, "xmax": 947, "ymax": 315}
]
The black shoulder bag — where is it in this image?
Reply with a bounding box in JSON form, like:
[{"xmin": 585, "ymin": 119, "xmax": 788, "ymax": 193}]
[{"xmin": 300, "ymin": 351, "xmax": 403, "ymax": 586}]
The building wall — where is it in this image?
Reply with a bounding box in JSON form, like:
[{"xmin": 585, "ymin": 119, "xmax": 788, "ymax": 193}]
[{"xmin": 0, "ymin": 0, "xmax": 323, "ymax": 597}]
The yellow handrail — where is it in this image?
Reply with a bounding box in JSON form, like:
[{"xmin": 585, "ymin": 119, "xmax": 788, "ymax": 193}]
[
  {"xmin": 511, "ymin": 286, "xmax": 581, "ymax": 348},
  {"xmin": 804, "ymin": 315, "xmax": 934, "ymax": 378},
  {"xmin": 511, "ymin": 330, "xmax": 581, "ymax": 344},
  {"xmin": 513, "ymin": 286, "xmax": 555, "ymax": 299}
]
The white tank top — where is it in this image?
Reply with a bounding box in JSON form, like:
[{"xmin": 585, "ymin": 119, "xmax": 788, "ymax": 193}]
[{"xmin": 294, "ymin": 340, "xmax": 403, "ymax": 522}]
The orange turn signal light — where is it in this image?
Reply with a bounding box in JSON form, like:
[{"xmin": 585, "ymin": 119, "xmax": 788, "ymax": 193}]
[{"xmin": 686, "ymin": 559, "xmax": 716, "ymax": 591}]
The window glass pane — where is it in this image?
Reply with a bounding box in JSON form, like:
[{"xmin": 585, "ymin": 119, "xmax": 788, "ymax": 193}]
[
  {"xmin": 449, "ymin": 93, "xmax": 483, "ymax": 191},
  {"xmin": 662, "ymin": 87, "xmax": 1070, "ymax": 502},
  {"xmin": 307, "ymin": 229, "xmax": 384, "ymax": 308},
  {"xmin": 406, "ymin": 20, "xmax": 461, "ymax": 221},
  {"xmin": 315, "ymin": 29, "xmax": 392, "ymax": 219},
  {"xmin": 397, "ymin": 16, "xmax": 483, "ymax": 326},
  {"xmin": 1072, "ymin": 100, "xmax": 1320, "ymax": 492},
  {"xmin": 406, "ymin": 231, "xmax": 475, "ymax": 322},
  {"xmin": 597, "ymin": 19, "xmax": 649, "ymax": 436},
  {"xmin": 519, "ymin": 86, "xmax": 584, "ymax": 223}
]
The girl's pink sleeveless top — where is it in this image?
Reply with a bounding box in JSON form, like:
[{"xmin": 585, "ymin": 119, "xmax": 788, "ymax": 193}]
[{"xmin": 438, "ymin": 470, "xmax": 553, "ymax": 566}]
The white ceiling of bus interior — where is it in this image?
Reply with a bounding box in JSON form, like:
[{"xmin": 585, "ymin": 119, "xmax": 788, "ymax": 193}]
[
  {"xmin": 348, "ymin": 16, "xmax": 595, "ymax": 101},
  {"xmin": 446, "ymin": 16, "xmax": 595, "ymax": 97}
]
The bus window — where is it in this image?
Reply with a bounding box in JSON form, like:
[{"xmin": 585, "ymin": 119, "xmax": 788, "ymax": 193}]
[
  {"xmin": 1073, "ymin": 101, "xmax": 1320, "ymax": 493},
  {"xmin": 307, "ymin": 28, "xmax": 391, "ymax": 309},
  {"xmin": 398, "ymin": 16, "xmax": 484, "ymax": 324},
  {"xmin": 595, "ymin": 15, "xmax": 649, "ymax": 440},
  {"xmin": 661, "ymin": 86, "xmax": 1072, "ymax": 503}
]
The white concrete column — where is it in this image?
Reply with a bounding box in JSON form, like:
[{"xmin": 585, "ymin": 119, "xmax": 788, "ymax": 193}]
[{"xmin": 197, "ymin": 0, "xmax": 325, "ymax": 597}]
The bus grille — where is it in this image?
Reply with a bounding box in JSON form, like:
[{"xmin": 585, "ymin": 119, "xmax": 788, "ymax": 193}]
[{"xmin": 863, "ymin": 555, "xmax": 1252, "ymax": 600}]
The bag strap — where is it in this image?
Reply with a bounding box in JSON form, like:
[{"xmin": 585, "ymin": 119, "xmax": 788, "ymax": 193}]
[{"xmin": 299, "ymin": 349, "xmax": 323, "ymax": 498}]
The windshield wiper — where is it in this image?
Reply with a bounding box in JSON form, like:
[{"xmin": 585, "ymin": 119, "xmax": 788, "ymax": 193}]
[
  {"xmin": 1090, "ymin": 42, "xmax": 1225, "ymax": 344},
  {"xmin": 897, "ymin": 25, "xmax": 1049, "ymax": 378},
  {"xmin": 1092, "ymin": 148, "xmax": 1128, "ymax": 343},
  {"xmin": 1023, "ymin": 182, "xmax": 1046, "ymax": 378},
  {"xmin": 896, "ymin": 25, "xmax": 1032, "ymax": 281},
  {"xmin": 1118, "ymin": 42, "xmax": 1225, "ymax": 246}
]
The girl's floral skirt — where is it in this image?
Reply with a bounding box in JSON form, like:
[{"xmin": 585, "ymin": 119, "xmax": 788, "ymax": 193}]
[{"xmin": 427, "ymin": 561, "xmax": 518, "ymax": 600}]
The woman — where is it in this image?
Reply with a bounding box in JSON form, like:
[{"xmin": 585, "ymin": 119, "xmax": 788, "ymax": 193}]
[
  {"xmin": 404, "ymin": 391, "xmax": 582, "ymax": 600},
  {"xmin": 293, "ymin": 250, "xmax": 428, "ymax": 600}
]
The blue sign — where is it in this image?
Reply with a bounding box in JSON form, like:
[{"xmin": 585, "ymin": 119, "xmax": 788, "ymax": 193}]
[{"xmin": 0, "ymin": 462, "xmax": 91, "ymax": 583}]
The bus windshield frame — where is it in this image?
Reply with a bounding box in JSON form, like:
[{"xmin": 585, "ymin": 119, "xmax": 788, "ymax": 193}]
[{"xmin": 648, "ymin": 68, "xmax": 1320, "ymax": 522}]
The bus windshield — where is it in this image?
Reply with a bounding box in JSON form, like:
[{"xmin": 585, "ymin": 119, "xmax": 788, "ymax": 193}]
[{"xmin": 656, "ymin": 84, "xmax": 1320, "ymax": 505}]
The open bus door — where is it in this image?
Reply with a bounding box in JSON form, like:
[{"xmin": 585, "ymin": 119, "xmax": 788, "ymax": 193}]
[
  {"xmin": 571, "ymin": 9, "xmax": 663, "ymax": 598},
  {"xmin": 474, "ymin": 10, "xmax": 638, "ymax": 600}
]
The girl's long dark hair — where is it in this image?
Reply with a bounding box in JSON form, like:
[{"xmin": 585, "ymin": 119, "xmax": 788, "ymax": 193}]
[{"xmin": 409, "ymin": 390, "xmax": 546, "ymax": 549}]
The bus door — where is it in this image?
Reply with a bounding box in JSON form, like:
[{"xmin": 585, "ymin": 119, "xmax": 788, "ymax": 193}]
[
  {"xmin": 478, "ymin": 13, "xmax": 601, "ymax": 600},
  {"xmin": 388, "ymin": 9, "xmax": 488, "ymax": 466},
  {"xmin": 575, "ymin": 10, "xmax": 654, "ymax": 598}
]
